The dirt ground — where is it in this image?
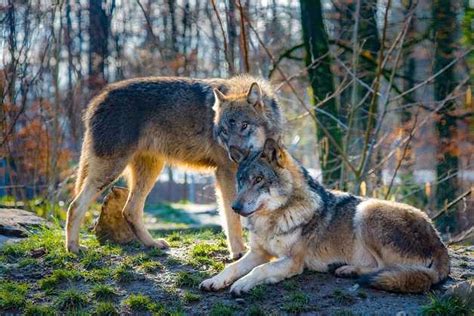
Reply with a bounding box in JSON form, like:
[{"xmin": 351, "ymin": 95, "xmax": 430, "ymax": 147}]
[{"xmin": 0, "ymin": 204, "xmax": 473, "ymax": 315}]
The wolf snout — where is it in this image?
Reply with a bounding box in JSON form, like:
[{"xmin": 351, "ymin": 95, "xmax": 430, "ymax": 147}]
[
  {"xmin": 228, "ymin": 146, "xmax": 249, "ymax": 163},
  {"xmin": 231, "ymin": 201, "xmax": 244, "ymax": 214}
]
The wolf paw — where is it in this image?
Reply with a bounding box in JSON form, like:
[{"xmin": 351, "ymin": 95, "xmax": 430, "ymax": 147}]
[
  {"xmin": 228, "ymin": 251, "xmax": 245, "ymax": 262},
  {"xmin": 66, "ymin": 243, "xmax": 88, "ymax": 254},
  {"xmin": 151, "ymin": 239, "xmax": 170, "ymax": 249},
  {"xmin": 229, "ymin": 277, "xmax": 256, "ymax": 296},
  {"xmin": 199, "ymin": 276, "xmax": 230, "ymax": 292},
  {"xmin": 335, "ymin": 265, "xmax": 360, "ymax": 278}
]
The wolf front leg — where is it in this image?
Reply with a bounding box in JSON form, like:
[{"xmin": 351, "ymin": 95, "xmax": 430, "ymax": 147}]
[
  {"xmin": 200, "ymin": 249, "xmax": 270, "ymax": 291},
  {"xmin": 229, "ymin": 256, "xmax": 304, "ymax": 296},
  {"xmin": 215, "ymin": 167, "xmax": 246, "ymax": 259}
]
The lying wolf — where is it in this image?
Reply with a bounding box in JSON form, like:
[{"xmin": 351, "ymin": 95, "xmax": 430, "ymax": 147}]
[
  {"xmin": 66, "ymin": 75, "xmax": 283, "ymax": 258},
  {"xmin": 200, "ymin": 139, "xmax": 449, "ymax": 294}
]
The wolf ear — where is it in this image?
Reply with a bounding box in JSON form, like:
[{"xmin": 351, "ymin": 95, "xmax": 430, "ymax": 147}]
[
  {"xmin": 213, "ymin": 88, "xmax": 226, "ymax": 112},
  {"xmin": 213, "ymin": 88, "xmax": 226, "ymax": 103},
  {"xmin": 247, "ymin": 82, "xmax": 263, "ymax": 107},
  {"xmin": 229, "ymin": 146, "xmax": 246, "ymax": 164},
  {"xmin": 262, "ymin": 138, "xmax": 285, "ymax": 167}
]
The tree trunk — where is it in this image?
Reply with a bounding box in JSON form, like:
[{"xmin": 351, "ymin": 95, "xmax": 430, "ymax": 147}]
[
  {"xmin": 300, "ymin": 0, "xmax": 343, "ymax": 187},
  {"xmin": 433, "ymin": 0, "xmax": 460, "ymax": 232},
  {"xmin": 88, "ymin": 0, "xmax": 109, "ymax": 93}
]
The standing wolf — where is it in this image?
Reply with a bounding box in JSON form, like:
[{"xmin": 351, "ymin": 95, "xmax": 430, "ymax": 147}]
[
  {"xmin": 66, "ymin": 75, "xmax": 283, "ymax": 258},
  {"xmin": 201, "ymin": 139, "xmax": 449, "ymax": 294}
]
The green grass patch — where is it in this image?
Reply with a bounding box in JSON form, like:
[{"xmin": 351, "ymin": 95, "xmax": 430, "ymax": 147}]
[
  {"xmin": 249, "ymin": 285, "xmax": 266, "ymax": 301},
  {"xmin": 93, "ymin": 302, "xmax": 119, "ymax": 316},
  {"xmin": 54, "ymin": 289, "xmax": 88, "ymax": 311},
  {"xmin": 210, "ymin": 302, "xmax": 235, "ymax": 316},
  {"xmin": 421, "ymin": 294, "xmax": 473, "ymax": 316},
  {"xmin": 18, "ymin": 257, "xmax": 37, "ymax": 268},
  {"xmin": 175, "ymin": 271, "xmax": 204, "ymax": 288},
  {"xmin": 182, "ymin": 290, "xmax": 201, "ymax": 303},
  {"xmin": 39, "ymin": 268, "xmax": 82, "ymax": 290},
  {"xmin": 332, "ymin": 289, "xmax": 355, "ymax": 304},
  {"xmin": 112, "ymin": 263, "xmax": 135, "ymax": 283},
  {"xmin": 92, "ymin": 284, "xmax": 118, "ymax": 301},
  {"xmin": 84, "ymin": 267, "xmax": 114, "ymax": 282},
  {"xmin": 123, "ymin": 294, "xmax": 159, "ymax": 312},
  {"xmin": 24, "ymin": 304, "xmax": 56, "ymax": 316},
  {"xmin": 81, "ymin": 251, "xmax": 104, "ymax": 270},
  {"xmin": 248, "ymin": 305, "xmax": 266, "ymax": 316},
  {"xmin": 139, "ymin": 260, "xmax": 163, "ymax": 273},
  {"xmin": 189, "ymin": 242, "xmax": 226, "ymax": 271},
  {"xmin": 0, "ymin": 280, "xmax": 29, "ymax": 309},
  {"xmin": 282, "ymin": 290, "xmax": 310, "ymax": 313}
]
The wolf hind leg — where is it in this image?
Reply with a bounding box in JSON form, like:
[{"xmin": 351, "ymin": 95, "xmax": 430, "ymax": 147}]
[
  {"xmin": 122, "ymin": 153, "xmax": 169, "ymax": 249},
  {"xmin": 215, "ymin": 167, "xmax": 246, "ymax": 260},
  {"xmin": 66, "ymin": 155, "xmax": 129, "ymax": 253}
]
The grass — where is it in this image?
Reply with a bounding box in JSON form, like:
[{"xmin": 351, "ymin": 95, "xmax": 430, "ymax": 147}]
[
  {"xmin": 24, "ymin": 304, "xmax": 56, "ymax": 316},
  {"xmin": 39, "ymin": 268, "xmax": 82, "ymax": 290},
  {"xmin": 249, "ymin": 285, "xmax": 266, "ymax": 301},
  {"xmin": 139, "ymin": 260, "xmax": 163, "ymax": 273},
  {"xmin": 332, "ymin": 289, "xmax": 355, "ymax": 304},
  {"xmin": 282, "ymin": 290, "xmax": 310, "ymax": 313},
  {"xmin": 0, "ymin": 280, "xmax": 29, "ymax": 309},
  {"xmin": 93, "ymin": 302, "xmax": 119, "ymax": 316},
  {"xmin": 92, "ymin": 284, "xmax": 118, "ymax": 301},
  {"xmin": 123, "ymin": 294, "xmax": 158, "ymax": 312},
  {"xmin": 421, "ymin": 294, "xmax": 473, "ymax": 316},
  {"xmin": 182, "ymin": 290, "xmax": 201, "ymax": 303},
  {"xmin": 188, "ymin": 241, "xmax": 226, "ymax": 271},
  {"xmin": 209, "ymin": 302, "xmax": 235, "ymax": 316},
  {"xmin": 54, "ymin": 289, "xmax": 88, "ymax": 311},
  {"xmin": 175, "ymin": 271, "xmax": 205, "ymax": 287},
  {"xmin": 112, "ymin": 263, "xmax": 136, "ymax": 283}
]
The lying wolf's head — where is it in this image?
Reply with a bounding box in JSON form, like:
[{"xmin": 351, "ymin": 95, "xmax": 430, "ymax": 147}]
[
  {"xmin": 213, "ymin": 81, "xmax": 282, "ymax": 163},
  {"xmin": 232, "ymin": 139, "xmax": 293, "ymax": 217}
]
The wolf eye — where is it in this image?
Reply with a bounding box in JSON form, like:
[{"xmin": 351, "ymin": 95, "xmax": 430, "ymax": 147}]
[
  {"xmin": 241, "ymin": 122, "xmax": 248, "ymax": 130},
  {"xmin": 255, "ymin": 176, "xmax": 263, "ymax": 184}
]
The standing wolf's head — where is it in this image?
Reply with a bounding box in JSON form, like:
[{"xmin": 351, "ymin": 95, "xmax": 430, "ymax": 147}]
[
  {"xmin": 213, "ymin": 80, "xmax": 282, "ymax": 162},
  {"xmin": 231, "ymin": 139, "xmax": 294, "ymax": 217}
]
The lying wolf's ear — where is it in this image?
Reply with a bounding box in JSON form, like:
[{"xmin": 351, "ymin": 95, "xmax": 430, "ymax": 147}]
[
  {"xmin": 247, "ymin": 82, "xmax": 263, "ymax": 107},
  {"xmin": 262, "ymin": 138, "xmax": 285, "ymax": 168}
]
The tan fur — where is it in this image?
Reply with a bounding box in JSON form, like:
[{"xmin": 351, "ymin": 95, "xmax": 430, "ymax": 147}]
[
  {"xmin": 66, "ymin": 75, "xmax": 282, "ymax": 257},
  {"xmin": 201, "ymin": 143, "xmax": 449, "ymax": 295}
]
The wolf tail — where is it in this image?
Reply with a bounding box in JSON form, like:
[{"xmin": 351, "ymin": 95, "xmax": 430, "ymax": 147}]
[{"xmin": 359, "ymin": 248, "xmax": 450, "ymax": 293}]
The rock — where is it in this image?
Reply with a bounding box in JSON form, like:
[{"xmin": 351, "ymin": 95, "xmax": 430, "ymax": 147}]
[
  {"xmin": 0, "ymin": 208, "xmax": 49, "ymax": 245},
  {"xmin": 93, "ymin": 186, "xmax": 137, "ymax": 245},
  {"xmin": 443, "ymin": 280, "xmax": 474, "ymax": 309}
]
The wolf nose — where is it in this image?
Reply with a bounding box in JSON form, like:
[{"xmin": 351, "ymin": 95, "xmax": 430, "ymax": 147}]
[{"xmin": 231, "ymin": 202, "xmax": 243, "ymax": 213}]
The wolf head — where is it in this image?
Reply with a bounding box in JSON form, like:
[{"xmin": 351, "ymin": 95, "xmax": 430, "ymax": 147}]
[
  {"xmin": 231, "ymin": 138, "xmax": 294, "ymax": 217},
  {"xmin": 213, "ymin": 81, "xmax": 282, "ymax": 163}
]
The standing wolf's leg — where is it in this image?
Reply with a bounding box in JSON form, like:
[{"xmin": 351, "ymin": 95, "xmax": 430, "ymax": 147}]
[
  {"xmin": 215, "ymin": 167, "xmax": 246, "ymax": 259},
  {"xmin": 66, "ymin": 156, "xmax": 128, "ymax": 253},
  {"xmin": 122, "ymin": 154, "xmax": 169, "ymax": 249}
]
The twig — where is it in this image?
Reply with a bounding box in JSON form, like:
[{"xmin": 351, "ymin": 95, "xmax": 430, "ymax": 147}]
[
  {"xmin": 210, "ymin": 0, "xmax": 234, "ymax": 74},
  {"xmin": 431, "ymin": 189, "xmax": 472, "ymax": 221}
]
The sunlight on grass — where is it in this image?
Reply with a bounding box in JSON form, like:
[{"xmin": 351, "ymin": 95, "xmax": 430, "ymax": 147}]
[
  {"xmin": 0, "ymin": 281, "xmax": 29, "ymax": 309},
  {"xmin": 421, "ymin": 294, "xmax": 473, "ymax": 316}
]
